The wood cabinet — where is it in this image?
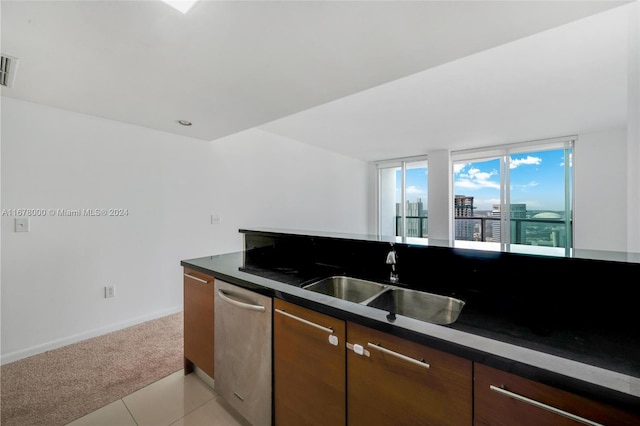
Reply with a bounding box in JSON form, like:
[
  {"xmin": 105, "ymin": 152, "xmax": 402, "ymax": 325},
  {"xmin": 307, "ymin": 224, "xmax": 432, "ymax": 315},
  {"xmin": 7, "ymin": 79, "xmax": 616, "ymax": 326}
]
[
  {"xmin": 273, "ymin": 299, "xmax": 346, "ymax": 426},
  {"xmin": 346, "ymin": 321, "xmax": 473, "ymax": 426},
  {"xmin": 183, "ymin": 267, "xmax": 215, "ymax": 378},
  {"xmin": 474, "ymin": 363, "xmax": 640, "ymax": 426},
  {"xmin": 182, "ymin": 273, "xmax": 638, "ymax": 425}
]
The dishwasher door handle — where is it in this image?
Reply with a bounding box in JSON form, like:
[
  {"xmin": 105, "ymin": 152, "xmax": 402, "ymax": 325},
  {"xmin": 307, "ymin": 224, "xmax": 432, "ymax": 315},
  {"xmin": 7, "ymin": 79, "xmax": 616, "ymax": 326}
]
[{"xmin": 217, "ymin": 289, "xmax": 266, "ymax": 312}]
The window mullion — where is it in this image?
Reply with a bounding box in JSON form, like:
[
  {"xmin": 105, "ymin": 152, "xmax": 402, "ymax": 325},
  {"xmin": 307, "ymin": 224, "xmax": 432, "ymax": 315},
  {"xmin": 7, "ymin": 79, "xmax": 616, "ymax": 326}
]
[
  {"xmin": 501, "ymin": 154, "xmax": 509, "ymax": 251},
  {"xmin": 564, "ymin": 144, "xmax": 573, "ymax": 254},
  {"xmin": 400, "ymin": 161, "xmax": 407, "ymax": 238}
]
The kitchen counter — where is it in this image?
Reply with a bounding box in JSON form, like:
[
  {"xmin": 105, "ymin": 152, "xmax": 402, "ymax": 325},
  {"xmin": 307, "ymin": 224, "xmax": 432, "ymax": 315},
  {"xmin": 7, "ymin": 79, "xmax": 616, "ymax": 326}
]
[{"xmin": 182, "ymin": 229, "xmax": 640, "ymax": 413}]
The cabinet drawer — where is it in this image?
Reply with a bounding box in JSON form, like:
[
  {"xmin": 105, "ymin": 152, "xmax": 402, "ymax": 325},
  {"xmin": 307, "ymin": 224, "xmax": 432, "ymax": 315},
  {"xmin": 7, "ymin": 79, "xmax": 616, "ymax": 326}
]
[
  {"xmin": 347, "ymin": 322, "xmax": 472, "ymax": 426},
  {"xmin": 474, "ymin": 363, "xmax": 640, "ymax": 426},
  {"xmin": 183, "ymin": 268, "xmax": 214, "ymax": 378}
]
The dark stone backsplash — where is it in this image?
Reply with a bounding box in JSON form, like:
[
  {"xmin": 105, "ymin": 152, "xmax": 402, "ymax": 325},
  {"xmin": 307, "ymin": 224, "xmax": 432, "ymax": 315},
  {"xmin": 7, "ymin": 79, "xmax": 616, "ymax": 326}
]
[{"xmin": 241, "ymin": 228, "xmax": 640, "ymax": 372}]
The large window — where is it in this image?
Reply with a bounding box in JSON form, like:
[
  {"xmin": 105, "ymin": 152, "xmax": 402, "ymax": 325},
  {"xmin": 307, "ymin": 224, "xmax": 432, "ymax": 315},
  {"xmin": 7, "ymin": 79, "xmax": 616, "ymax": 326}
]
[
  {"xmin": 452, "ymin": 137, "xmax": 574, "ymax": 254},
  {"xmin": 377, "ymin": 157, "xmax": 428, "ymax": 240}
]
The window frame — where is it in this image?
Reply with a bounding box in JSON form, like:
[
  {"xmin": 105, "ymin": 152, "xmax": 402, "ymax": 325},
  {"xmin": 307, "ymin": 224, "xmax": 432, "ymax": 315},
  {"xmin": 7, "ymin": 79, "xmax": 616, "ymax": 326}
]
[
  {"xmin": 451, "ymin": 136, "xmax": 575, "ymax": 254},
  {"xmin": 375, "ymin": 155, "xmax": 428, "ymax": 239}
]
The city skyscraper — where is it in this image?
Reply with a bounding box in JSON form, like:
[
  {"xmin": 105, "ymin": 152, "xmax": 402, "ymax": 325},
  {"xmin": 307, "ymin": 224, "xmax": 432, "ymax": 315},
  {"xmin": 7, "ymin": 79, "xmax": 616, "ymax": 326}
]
[
  {"xmin": 396, "ymin": 198, "xmax": 427, "ymax": 237},
  {"xmin": 492, "ymin": 203, "xmax": 527, "ymax": 243},
  {"xmin": 455, "ymin": 195, "xmax": 475, "ymax": 240}
]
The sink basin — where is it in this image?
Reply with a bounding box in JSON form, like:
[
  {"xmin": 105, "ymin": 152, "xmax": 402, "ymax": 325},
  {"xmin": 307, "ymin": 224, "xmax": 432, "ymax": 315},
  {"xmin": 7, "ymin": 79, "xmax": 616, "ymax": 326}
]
[
  {"xmin": 302, "ymin": 276, "xmax": 387, "ymax": 303},
  {"xmin": 366, "ymin": 288, "xmax": 465, "ymax": 325},
  {"xmin": 302, "ymin": 276, "xmax": 465, "ymax": 325}
]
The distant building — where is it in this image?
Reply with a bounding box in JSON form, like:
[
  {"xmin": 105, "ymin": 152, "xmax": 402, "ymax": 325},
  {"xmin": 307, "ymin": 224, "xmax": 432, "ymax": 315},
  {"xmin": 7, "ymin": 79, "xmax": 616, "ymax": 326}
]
[
  {"xmin": 530, "ymin": 211, "xmax": 566, "ymax": 247},
  {"xmin": 454, "ymin": 195, "xmax": 474, "ymax": 217},
  {"xmin": 532, "ymin": 212, "xmax": 562, "ymax": 219},
  {"xmin": 492, "ymin": 203, "xmax": 527, "ymax": 242},
  {"xmin": 396, "ymin": 198, "xmax": 427, "ymax": 237},
  {"xmin": 454, "ymin": 195, "xmax": 475, "ymax": 240},
  {"xmin": 398, "ymin": 198, "xmax": 426, "ymax": 218},
  {"xmin": 511, "ymin": 204, "xmax": 527, "ymax": 219},
  {"xmin": 490, "ymin": 204, "xmax": 501, "ymax": 242}
]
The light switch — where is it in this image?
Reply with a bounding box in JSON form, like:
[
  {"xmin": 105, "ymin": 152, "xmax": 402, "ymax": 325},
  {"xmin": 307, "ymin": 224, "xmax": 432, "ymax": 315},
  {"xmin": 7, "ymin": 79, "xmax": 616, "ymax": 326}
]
[{"xmin": 15, "ymin": 218, "xmax": 30, "ymax": 232}]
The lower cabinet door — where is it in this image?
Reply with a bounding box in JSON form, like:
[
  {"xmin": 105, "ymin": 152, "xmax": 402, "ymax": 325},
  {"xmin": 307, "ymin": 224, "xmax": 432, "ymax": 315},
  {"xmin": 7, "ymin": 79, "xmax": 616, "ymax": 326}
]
[
  {"xmin": 183, "ymin": 268, "xmax": 214, "ymax": 378},
  {"xmin": 274, "ymin": 299, "xmax": 346, "ymax": 426},
  {"xmin": 474, "ymin": 363, "xmax": 640, "ymax": 426},
  {"xmin": 347, "ymin": 321, "xmax": 472, "ymax": 426}
]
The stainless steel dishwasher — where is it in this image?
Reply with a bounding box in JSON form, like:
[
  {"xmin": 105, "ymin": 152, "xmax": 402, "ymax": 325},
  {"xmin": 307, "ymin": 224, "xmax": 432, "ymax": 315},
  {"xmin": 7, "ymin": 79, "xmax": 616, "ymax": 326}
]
[{"xmin": 214, "ymin": 279, "xmax": 272, "ymax": 426}]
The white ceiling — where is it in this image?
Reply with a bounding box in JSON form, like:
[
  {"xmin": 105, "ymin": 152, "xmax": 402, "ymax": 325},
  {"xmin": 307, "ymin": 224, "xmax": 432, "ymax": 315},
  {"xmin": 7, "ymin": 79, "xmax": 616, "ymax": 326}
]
[{"xmin": 1, "ymin": 1, "xmax": 634, "ymax": 161}]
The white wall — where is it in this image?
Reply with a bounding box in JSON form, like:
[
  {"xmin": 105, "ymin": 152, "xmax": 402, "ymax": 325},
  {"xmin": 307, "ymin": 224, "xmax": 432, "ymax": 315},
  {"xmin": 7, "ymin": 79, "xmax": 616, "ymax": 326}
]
[
  {"xmin": 0, "ymin": 98, "xmax": 371, "ymax": 363},
  {"xmin": 574, "ymin": 127, "xmax": 628, "ymax": 252},
  {"xmin": 627, "ymin": 0, "xmax": 640, "ymax": 253},
  {"xmin": 426, "ymin": 149, "xmax": 452, "ymax": 244}
]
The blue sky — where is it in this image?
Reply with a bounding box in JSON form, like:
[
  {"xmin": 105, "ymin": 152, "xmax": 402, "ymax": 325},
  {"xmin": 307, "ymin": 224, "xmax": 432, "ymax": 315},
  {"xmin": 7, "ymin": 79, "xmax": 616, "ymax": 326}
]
[{"xmin": 399, "ymin": 148, "xmax": 570, "ymax": 212}]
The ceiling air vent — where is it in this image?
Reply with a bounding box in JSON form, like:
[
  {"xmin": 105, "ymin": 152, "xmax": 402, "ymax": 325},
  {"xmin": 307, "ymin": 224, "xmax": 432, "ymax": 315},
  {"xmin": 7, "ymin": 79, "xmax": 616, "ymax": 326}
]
[{"xmin": 0, "ymin": 55, "xmax": 19, "ymax": 88}]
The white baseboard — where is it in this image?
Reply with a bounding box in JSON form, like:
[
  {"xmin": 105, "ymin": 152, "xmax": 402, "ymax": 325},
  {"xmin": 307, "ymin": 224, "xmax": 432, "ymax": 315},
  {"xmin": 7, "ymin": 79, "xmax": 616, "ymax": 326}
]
[
  {"xmin": 194, "ymin": 366, "xmax": 215, "ymax": 390},
  {"xmin": 0, "ymin": 306, "xmax": 183, "ymax": 365}
]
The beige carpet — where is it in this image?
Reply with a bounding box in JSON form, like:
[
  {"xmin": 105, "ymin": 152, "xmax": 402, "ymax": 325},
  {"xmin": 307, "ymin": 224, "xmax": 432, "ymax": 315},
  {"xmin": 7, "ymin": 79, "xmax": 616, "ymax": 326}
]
[{"xmin": 1, "ymin": 311, "xmax": 184, "ymax": 426}]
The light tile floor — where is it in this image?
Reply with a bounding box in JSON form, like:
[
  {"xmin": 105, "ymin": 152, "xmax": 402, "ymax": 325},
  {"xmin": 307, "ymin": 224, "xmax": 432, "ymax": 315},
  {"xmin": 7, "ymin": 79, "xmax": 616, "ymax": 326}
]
[{"xmin": 67, "ymin": 370, "xmax": 250, "ymax": 426}]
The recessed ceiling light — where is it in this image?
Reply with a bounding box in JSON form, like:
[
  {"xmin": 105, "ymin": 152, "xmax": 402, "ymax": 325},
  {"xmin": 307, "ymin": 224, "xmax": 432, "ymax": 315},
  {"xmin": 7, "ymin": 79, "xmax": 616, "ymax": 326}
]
[
  {"xmin": 162, "ymin": 0, "xmax": 199, "ymax": 14},
  {"xmin": 177, "ymin": 120, "xmax": 192, "ymax": 126}
]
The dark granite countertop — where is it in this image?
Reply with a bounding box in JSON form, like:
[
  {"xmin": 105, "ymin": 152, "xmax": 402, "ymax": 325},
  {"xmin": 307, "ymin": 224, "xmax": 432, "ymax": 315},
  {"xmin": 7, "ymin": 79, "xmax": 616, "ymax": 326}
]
[{"xmin": 182, "ymin": 251, "xmax": 640, "ymax": 413}]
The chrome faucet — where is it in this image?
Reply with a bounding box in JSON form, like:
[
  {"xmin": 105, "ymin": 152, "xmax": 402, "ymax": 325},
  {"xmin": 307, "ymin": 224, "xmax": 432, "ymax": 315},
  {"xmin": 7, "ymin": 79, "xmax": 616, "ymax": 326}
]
[{"xmin": 386, "ymin": 244, "xmax": 398, "ymax": 283}]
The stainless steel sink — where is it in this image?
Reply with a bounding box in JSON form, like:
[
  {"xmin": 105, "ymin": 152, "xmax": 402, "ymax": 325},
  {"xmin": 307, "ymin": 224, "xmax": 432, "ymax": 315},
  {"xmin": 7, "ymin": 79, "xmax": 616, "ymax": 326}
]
[
  {"xmin": 302, "ymin": 276, "xmax": 387, "ymax": 304},
  {"xmin": 366, "ymin": 288, "xmax": 465, "ymax": 325},
  {"xmin": 302, "ymin": 276, "xmax": 465, "ymax": 325}
]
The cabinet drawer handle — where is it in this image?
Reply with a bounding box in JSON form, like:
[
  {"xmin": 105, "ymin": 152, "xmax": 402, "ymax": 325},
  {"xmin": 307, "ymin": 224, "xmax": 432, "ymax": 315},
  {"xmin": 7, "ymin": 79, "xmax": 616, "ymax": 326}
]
[
  {"xmin": 346, "ymin": 342, "xmax": 370, "ymax": 357},
  {"xmin": 367, "ymin": 342, "xmax": 430, "ymax": 369},
  {"xmin": 489, "ymin": 385, "xmax": 604, "ymax": 426},
  {"xmin": 217, "ymin": 290, "xmax": 266, "ymax": 312},
  {"xmin": 275, "ymin": 309, "xmax": 333, "ymax": 334},
  {"xmin": 183, "ymin": 273, "xmax": 210, "ymax": 284}
]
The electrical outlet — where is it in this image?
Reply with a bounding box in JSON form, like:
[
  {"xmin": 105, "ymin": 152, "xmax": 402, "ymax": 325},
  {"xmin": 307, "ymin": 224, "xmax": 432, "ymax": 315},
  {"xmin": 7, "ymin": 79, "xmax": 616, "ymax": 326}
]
[
  {"xmin": 105, "ymin": 285, "xmax": 115, "ymax": 298},
  {"xmin": 211, "ymin": 214, "xmax": 220, "ymax": 225},
  {"xmin": 15, "ymin": 218, "xmax": 30, "ymax": 232}
]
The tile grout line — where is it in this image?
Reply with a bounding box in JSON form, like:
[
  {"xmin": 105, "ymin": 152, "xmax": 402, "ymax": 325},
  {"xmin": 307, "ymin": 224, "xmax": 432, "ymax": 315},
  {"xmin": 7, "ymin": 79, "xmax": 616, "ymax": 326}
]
[
  {"xmin": 166, "ymin": 395, "xmax": 217, "ymax": 426},
  {"xmin": 121, "ymin": 398, "xmax": 139, "ymax": 426}
]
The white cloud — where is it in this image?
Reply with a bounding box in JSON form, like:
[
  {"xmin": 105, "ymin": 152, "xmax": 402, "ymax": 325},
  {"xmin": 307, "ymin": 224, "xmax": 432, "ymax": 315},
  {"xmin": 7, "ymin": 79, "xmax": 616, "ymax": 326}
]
[
  {"xmin": 453, "ymin": 163, "xmax": 467, "ymax": 174},
  {"xmin": 455, "ymin": 167, "xmax": 499, "ymax": 190},
  {"xmin": 406, "ymin": 185, "xmax": 423, "ymax": 195},
  {"xmin": 455, "ymin": 178, "xmax": 500, "ymax": 190},
  {"xmin": 560, "ymin": 152, "xmax": 573, "ymax": 167},
  {"xmin": 468, "ymin": 168, "xmax": 494, "ymax": 182},
  {"xmin": 510, "ymin": 155, "xmax": 541, "ymax": 169},
  {"xmin": 455, "ymin": 180, "xmax": 479, "ymax": 190},
  {"xmin": 512, "ymin": 180, "xmax": 540, "ymax": 192}
]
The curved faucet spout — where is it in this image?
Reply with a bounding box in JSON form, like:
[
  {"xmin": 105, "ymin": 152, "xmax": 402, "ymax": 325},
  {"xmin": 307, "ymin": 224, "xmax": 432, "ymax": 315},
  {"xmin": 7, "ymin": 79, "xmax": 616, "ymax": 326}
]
[{"xmin": 386, "ymin": 250, "xmax": 397, "ymax": 265}]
